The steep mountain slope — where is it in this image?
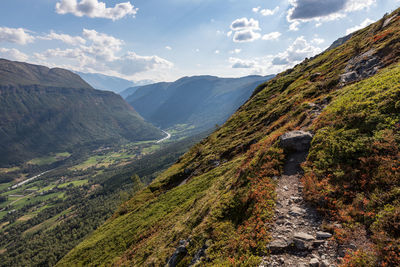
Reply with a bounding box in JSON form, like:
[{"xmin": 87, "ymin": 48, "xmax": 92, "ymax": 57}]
[
  {"xmin": 125, "ymin": 75, "xmax": 274, "ymax": 133},
  {"xmin": 60, "ymin": 9, "xmax": 400, "ymax": 266},
  {"xmin": 75, "ymin": 72, "xmax": 138, "ymax": 93},
  {"xmin": 0, "ymin": 60, "xmax": 163, "ymax": 165}
]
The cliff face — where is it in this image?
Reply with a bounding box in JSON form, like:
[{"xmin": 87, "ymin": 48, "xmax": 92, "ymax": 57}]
[{"xmin": 59, "ymin": 9, "xmax": 400, "ymax": 266}]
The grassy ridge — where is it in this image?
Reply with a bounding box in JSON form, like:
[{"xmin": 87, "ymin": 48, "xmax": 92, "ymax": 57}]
[{"xmin": 59, "ymin": 8, "xmax": 400, "ymax": 266}]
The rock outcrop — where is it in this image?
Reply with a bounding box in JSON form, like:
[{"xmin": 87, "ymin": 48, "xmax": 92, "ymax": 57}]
[
  {"xmin": 280, "ymin": 131, "xmax": 313, "ymax": 152},
  {"xmin": 340, "ymin": 49, "xmax": 382, "ymax": 84},
  {"xmin": 166, "ymin": 239, "xmax": 189, "ymax": 267}
]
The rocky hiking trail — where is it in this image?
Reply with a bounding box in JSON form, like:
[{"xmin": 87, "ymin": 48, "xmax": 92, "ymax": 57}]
[{"xmin": 261, "ymin": 131, "xmax": 340, "ymax": 267}]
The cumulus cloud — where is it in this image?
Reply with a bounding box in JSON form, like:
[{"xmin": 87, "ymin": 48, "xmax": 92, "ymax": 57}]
[
  {"xmin": 0, "ymin": 27, "xmax": 34, "ymax": 45},
  {"xmin": 229, "ymin": 57, "xmax": 256, "ymax": 69},
  {"xmin": 230, "ymin": 18, "xmax": 261, "ymax": 43},
  {"xmin": 39, "ymin": 31, "xmax": 86, "ymax": 46},
  {"xmin": 346, "ymin": 18, "xmax": 375, "ymax": 34},
  {"xmin": 228, "ymin": 36, "xmax": 324, "ymax": 77},
  {"xmin": 112, "ymin": 51, "xmax": 173, "ymax": 76},
  {"xmin": 0, "ymin": 47, "xmax": 29, "ymax": 61},
  {"xmin": 311, "ymin": 38, "xmax": 325, "ymax": 45},
  {"xmin": 272, "ymin": 36, "xmax": 322, "ymax": 66},
  {"xmin": 55, "ymin": 0, "xmax": 138, "ymax": 21},
  {"xmin": 287, "ymin": 0, "xmax": 376, "ymax": 28},
  {"xmin": 233, "ymin": 30, "xmax": 261, "ymax": 43},
  {"xmin": 33, "ymin": 29, "xmax": 172, "ymax": 78},
  {"xmin": 165, "ymin": 46, "xmax": 172, "ymax": 50},
  {"xmin": 230, "ymin": 18, "xmax": 260, "ymax": 31},
  {"xmin": 262, "ymin": 32, "xmax": 281, "ymax": 41},
  {"xmin": 253, "ymin": 6, "xmax": 279, "ymax": 16}
]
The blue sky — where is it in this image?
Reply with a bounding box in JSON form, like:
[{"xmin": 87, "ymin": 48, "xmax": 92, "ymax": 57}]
[{"xmin": 0, "ymin": 0, "xmax": 399, "ymax": 82}]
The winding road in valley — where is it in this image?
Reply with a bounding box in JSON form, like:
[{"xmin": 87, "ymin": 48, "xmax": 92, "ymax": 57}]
[{"xmin": 156, "ymin": 130, "xmax": 171, "ymax": 143}]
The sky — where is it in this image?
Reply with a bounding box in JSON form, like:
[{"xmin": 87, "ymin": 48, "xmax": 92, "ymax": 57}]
[{"xmin": 0, "ymin": 0, "xmax": 399, "ymax": 82}]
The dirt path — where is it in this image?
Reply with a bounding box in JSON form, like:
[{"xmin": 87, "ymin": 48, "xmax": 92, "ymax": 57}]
[{"xmin": 260, "ymin": 138, "xmax": 340, "ymax": 266}]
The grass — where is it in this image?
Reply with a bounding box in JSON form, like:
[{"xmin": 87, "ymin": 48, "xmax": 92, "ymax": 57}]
[
  {"xmin": 58, "ymin": 179, "xmax": 88, "ymax": 188},
  {"xmin": 70, "ymin": 153, "xmax": 133, "ymax": 171},
  {"xmin": 27, "ymin": 152, "xmax": 71, "ymax": 166},
  {"xmin": 141, "ymin": 144, "xmax": 161, "ymax": 154},
  {"xmin": 0, "ymin": 167, "xmax": 20, "ymax": 173},
  {"xmin": 17, "ymin": 214, "xmax": 35, "ymax": 222}
]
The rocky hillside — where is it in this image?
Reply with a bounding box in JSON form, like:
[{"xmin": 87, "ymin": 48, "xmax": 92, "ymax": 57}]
[
  {"xmin": 59, "ymin": 9, "xmax": 400, "ymax": 266},
  {"xmin": 0, "ymin": 60, "xmax": 164, "ymax": 165}
]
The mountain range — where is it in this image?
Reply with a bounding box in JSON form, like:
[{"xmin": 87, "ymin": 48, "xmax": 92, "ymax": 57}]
[
  {"xmin": 76, "ymin": 72, "xmax": 152, "ymax": 94},
  {"xmin": 125, "ymin": 75, "xmax": 274, "ymax": 134},
  {"xmin": 0, "ymin": 59, "xmax": 163, "ymax": 165}
]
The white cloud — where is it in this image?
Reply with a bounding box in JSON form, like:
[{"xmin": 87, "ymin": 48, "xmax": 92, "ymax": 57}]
[
  {"xmin": 230, "ymin": 18, "xmax": 261, "ymax": 43},
  {"xmin": 262, "ymin": 32, "xmax": 281, "ymax": 41},
  {"xmin": 229, "ymin": 57, "xmax": 256, "ymax": 69},
  {"xmin": 346, "ymin": 18, "xmax": 375, "ymax": 34},
  {"xmin": 215, "ymin": 50, "xmax": 220, "ymax": 54},
  {"xmin": 0, "ymin": 27, "xmax": 34, "ymax": 45},
  {"xmin": 55, "ymin": 0, "xmax": 138, "ymax": 21},
  {"xmin": 345, "ymin": 0, "xmax": 376, "ymax": 12},
  {"xmin": 39, "ymin": 31, "xmax": 86, "ymax": 46},
  {"xmin": 233, "ymin": 30, "xmax": 261, "ymax": 43},
  {"xmin": 165, "ymin": 46, "xmax": 172, "ymax": 50},
  {"xmin": 229, "ymin": 49, "xmax": 241, "ymax": 54},
  {"xmin": 0, "ymin": 47, "xmax": 29, "ymax": 61},
  {"xmin": 253, "ymin": 6, "xmax": 279, "ymax": 16},
  {"xmin": 230, "ymin": 18, "xmax": 260, "ymax": 31},
  {"xmin": 33, "ymin": 29, "xmax": 172, "ymax": 79},
  {"xmin": 228, "ymin": 36, "xmax": 323, "ymax": 76},
  {"xmin": 289, "ymin": 21, "xmax": 300, "ymax": 31},
  {"xmin": 112, "ymin": 51, "xmax": 173, "ymax": 76},
  {"xmin": 272, "ymin": 36, "xmax": 322, "ymax": 66},
  {"xmin": 311, "ymin": 38, "xmax": 325, "ymax": 45}
]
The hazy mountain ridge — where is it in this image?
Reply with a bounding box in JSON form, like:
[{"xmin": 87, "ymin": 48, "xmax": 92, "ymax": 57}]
[
  {"xmin": 0, "ymin": 59, "xmax": 163, "ymax": 165},
  {"xmin": 59, "ymin": 8, "xmax": 400, "ymax": 266},
  {"xmin": 76, "ymin": 72, "xmax": 141, "ymax": 93}
]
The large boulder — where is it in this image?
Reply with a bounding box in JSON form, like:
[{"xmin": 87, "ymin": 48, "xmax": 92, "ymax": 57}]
[{"xmin": 280, "ymin": 131, "xmax": 313, "ymax": 152}]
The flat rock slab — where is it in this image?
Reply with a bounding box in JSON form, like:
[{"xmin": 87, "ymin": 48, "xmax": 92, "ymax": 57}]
[
  {"xmin": 268, "ymin": 240, "xmax": 289, "ymax": 253},
  {"xmin": 316, "ymin": 231, "xmax": 332, "ymax": 239},
  {"xmin": 294, "ymin": 232, "xmax": 315, "ymax": 241}
]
